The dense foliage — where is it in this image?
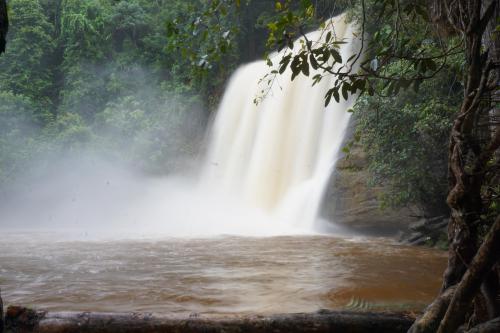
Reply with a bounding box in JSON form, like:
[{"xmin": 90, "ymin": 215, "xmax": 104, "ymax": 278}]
[
  {"xmin": 354, "ymin": 67, "xmax": 461, "ymax": 217},
  {"xmin": 346, "ymin": 0, "xmax": 466, "ymax": 217},
  {"xmin": 0, "ymin": 0, "xmax": 271, "ymax": 187}
]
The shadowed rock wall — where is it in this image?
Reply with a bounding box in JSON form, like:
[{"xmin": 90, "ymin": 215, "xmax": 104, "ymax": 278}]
[{"xmin": 320, "ymin": 118, "xmax": 417, "ymax": 236}]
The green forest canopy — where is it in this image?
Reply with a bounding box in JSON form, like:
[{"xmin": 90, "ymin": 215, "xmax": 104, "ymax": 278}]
[{"xmin": 0, "ymin": 0, "xmax": 237, "ymax": 184}]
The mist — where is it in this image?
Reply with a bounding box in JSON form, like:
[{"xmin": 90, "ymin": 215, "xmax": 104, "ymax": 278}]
[
  {"xmin": 1, "ymin": 149, "xmax": 320, "ymax": 239},
  {"xmin": 0, "ymin": 60, "xmax": 322, "ymax": 239},
  {"xmin": 0, "ymin": 61, "xmax": 227, "ymax": 238},
  {"xmin": 0, "ymin": 73, "xmax": 301, "ymax": 238}
]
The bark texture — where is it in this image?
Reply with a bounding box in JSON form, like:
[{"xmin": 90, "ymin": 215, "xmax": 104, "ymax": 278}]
[
  {"xmin": 407, "ymin": 286, "xmax": 456, "ymax": 333},
  {"xmin": 465, "ymin": 317, "xmax": 500, "ymax": 332},
  {"xmin": 3, "ymin": 307, "xmax": 414, "ymax": 333},
  {"xmin": 437, "ymin": 215, "xmax": 500, "ymax": 333}
]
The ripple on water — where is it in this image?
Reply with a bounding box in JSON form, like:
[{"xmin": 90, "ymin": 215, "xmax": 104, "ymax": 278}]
[{"xmin": 0, "ymin": 233, "xmax": 446, "ymax": 314}]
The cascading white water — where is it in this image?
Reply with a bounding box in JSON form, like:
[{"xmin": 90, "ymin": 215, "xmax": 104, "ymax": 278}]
[
  {"xmin": 203, "ymin": 14, "xmax": 362, "ymax": 231},
  {"xmin": 0, "ymin": 15, "xmax": 362, "ymax": 238}
]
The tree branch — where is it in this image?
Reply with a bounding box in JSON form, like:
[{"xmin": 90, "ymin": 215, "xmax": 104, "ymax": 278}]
[
  {"xmin": 407, "ymin": 286, "xmax": 457, "ymax": 333},
  {"xmin": 437, "ymin": 214, "xmax": 500, "ymax": 333},
  {"xmin": 478, "ymin": 0, "xmax": 498, "ymax": 35}
]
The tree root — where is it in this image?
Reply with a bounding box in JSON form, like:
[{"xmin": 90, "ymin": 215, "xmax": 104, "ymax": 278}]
[
  {"xmin": 437, "ymin": 215, "xmax": 500, "ymax": 333},
  {"xmin": 407, "ymin": 286, "xmax": 456, "ymax": 333},
  {"xmin": 465, "ymin": 317, "xmax": 500, "ymax": 333}
]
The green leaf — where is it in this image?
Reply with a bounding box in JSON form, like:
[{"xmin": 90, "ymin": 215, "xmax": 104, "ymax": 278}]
[
  {"xmin": 331, "ymin": 49, "xmax": 342, "ymax": 63},
  {"xmin": 301, "ymin": 60, "xmax": 309, "ymax": 76},
  {"xmin": 312, "ymin": 74, "xmax": 322, "ymax": 86},
  {"xmin": 342, "ymin": 83, "xmax": 349, "ymax": 100},
  {"xmin": 325, "ymin": 31, "xmax": 332, "ymax": 43},
  {"xmin": 333, "ymin": 89, "xmax": 340, "ymax": 103},
  {"xmin": 279, "ymin": 54, "xmax": 292, "ymax": 74},
  {"xmin": 325, "ymin": 89, "xmax": 333, "ymax": 106},
  {"xmin": 309, "ymin": 54, "xmax": 319, "ymax": 70}
]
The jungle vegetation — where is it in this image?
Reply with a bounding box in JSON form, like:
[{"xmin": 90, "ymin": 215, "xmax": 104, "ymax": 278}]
[
  {"xmin": 0, "ymin": 0, "xmax": 499, "ymax": 332},
  {"xmin": 0, "ymin": 0, "xmax": 275, "ymax": 187}
]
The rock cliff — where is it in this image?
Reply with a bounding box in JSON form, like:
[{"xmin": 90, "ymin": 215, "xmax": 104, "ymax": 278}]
[{"xmin": 320, "ymin": 118, "xmax": 417, "ymax": 236}]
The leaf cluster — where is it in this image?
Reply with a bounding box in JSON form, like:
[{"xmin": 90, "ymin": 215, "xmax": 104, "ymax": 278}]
[{"xmin": 258, "ymin": 0, "xmax": 464, "ymax": 107}]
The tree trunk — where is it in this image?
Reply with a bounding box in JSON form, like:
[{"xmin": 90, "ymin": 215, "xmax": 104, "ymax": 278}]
[
  {"xmin": 430, "ymin": 0, "xmax": 499, "ymax": 289},
  {"xmin": 3, "ymin": 307, "xmax": 414, "ymax": 333},
  {"xmin": 410, "ymin": 0, "xmax": 500, "ymax": 331},
  {"xmin": 0, "ymin": 0, "xmax": 7, "ymax": 54}
]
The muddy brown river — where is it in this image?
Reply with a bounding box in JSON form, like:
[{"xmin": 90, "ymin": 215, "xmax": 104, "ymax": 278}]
[{"xmin": 0, "ymin": 233, "xmax": 446, "ymax": 314}]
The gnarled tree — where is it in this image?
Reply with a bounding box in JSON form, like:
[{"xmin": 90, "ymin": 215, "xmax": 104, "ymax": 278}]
[{"xmin": 409, "ymin": 0, "xmax": 500, "ymax": 330}]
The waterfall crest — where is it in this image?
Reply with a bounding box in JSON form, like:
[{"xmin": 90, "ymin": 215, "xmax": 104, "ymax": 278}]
[{"xmin": 203, "ymin": 14, "xmax": 362, "ymax": 231}]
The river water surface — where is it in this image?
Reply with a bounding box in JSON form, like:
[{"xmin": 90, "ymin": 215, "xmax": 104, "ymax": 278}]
[{"xmin": 0, "ymin": 233, "xmax": 446, "ymax": 314}]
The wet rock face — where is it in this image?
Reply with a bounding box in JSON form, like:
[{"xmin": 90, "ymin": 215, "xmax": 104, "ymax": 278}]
[
  {"xmin": 399, "ymin": 216, "xmax": 449, "ymax": 247},
  {"xmin": 320, "ymin": 119, "xmax": 417, "ymax": 236}
]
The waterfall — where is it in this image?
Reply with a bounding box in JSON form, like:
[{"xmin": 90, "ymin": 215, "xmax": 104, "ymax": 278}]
[
  {"xmin": 202, "ymin": 14, "xmax": 362, "ymax": 231},
  {"xmin": 0, "ymin": 15, "xmax": 362, "ymax": 238}
]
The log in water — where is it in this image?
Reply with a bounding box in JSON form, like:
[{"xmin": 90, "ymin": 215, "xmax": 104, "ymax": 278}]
[{"xmin": 4, "ymin": 306, "xmax": 414, "ymax": 333}]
